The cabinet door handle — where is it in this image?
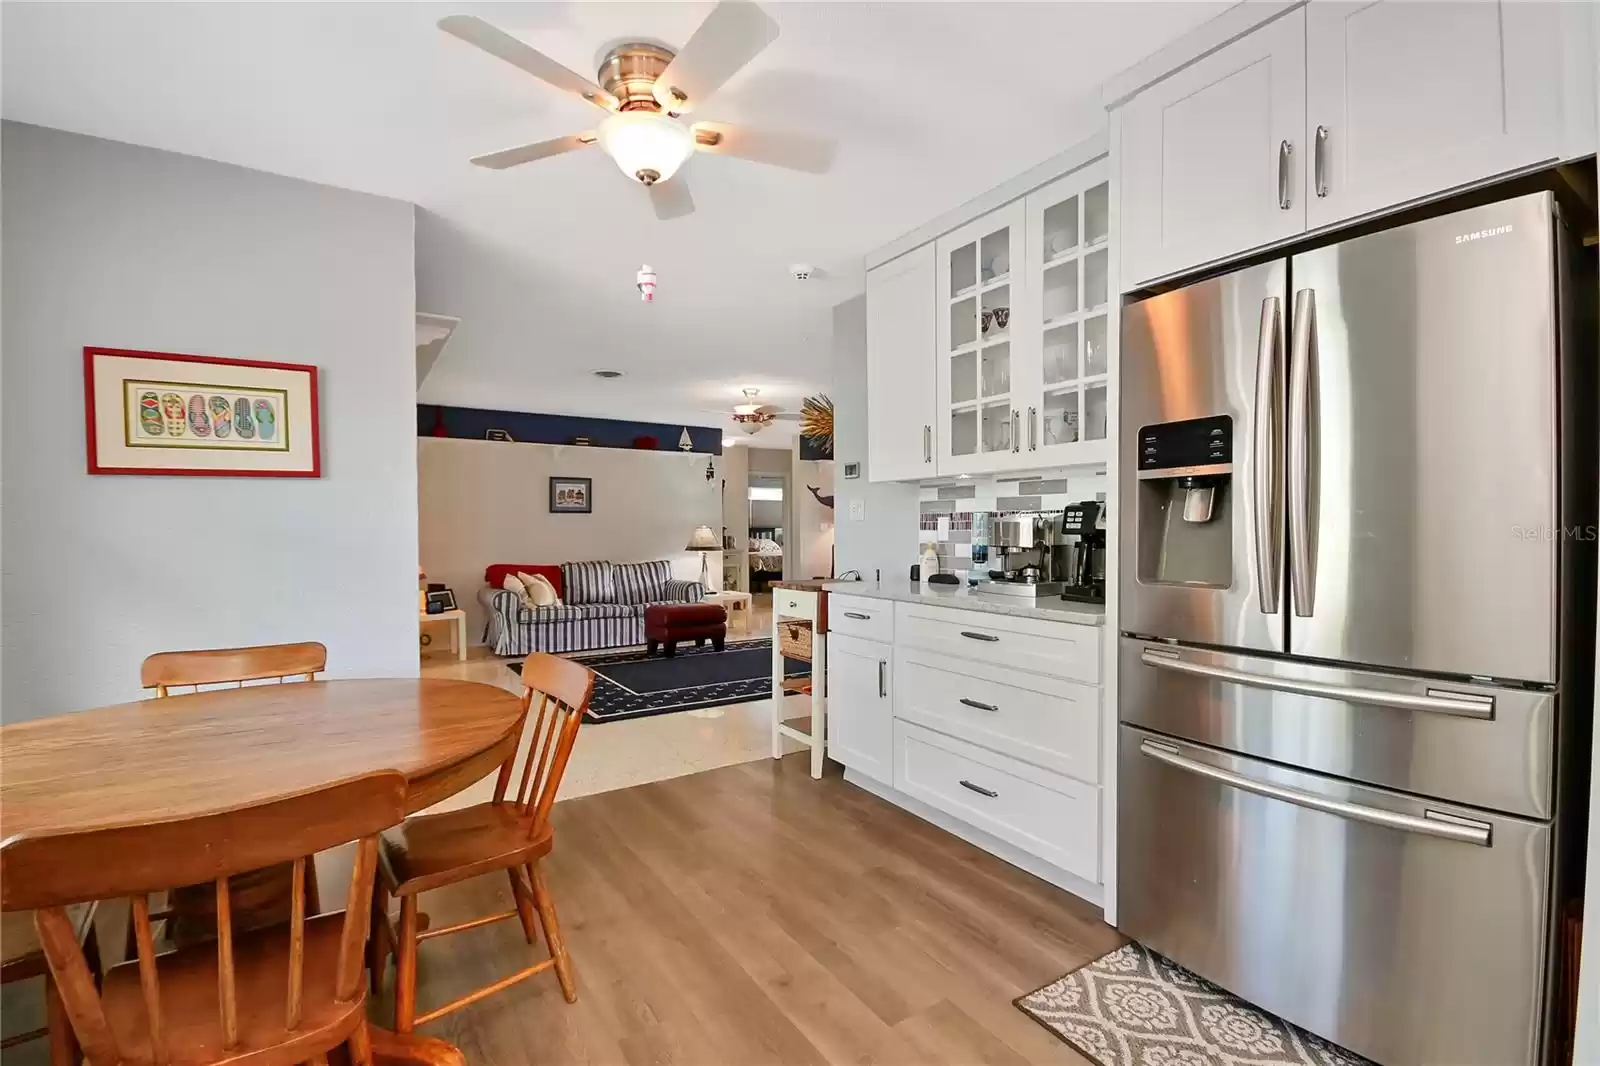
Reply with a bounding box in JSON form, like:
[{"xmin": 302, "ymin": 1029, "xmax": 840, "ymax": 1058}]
[
  {"xmin": 959, "ymin": 697, "xmax": 999, "ymax": 712},
  {"xmin": 959, "ymin": 631, "xmax": 999, "ymax": 642},
  {"xmin": 878, "ymin": 660, "xmax": 887, "ymax": 699},
  {"xmin": 923, "ymin": 424, "xmax": 931, "ymax": 463},
  {"xmin": 959, "ymin": 779, "xmax": 998, "ymax": 798},
  {"xmin": 1314, "ymin": 125, "xmax": 1329, "ymax": 198},
  {"xmin": 1027, "ymin": 406, "xmax": 1037, "ymax": 450},
  {"xmin": 843, "ymin": 611, "xmax": 871, "ymax": 620},
  {"xmin": 1011, "ymin": 409, "xmax": 1020, "ymax": 453},
  {"xmin": 1278, "ymin": 139, "xmax": 1293, "ymax": 210}
]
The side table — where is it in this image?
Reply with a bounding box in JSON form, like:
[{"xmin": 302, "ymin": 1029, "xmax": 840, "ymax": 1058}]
[
  {"xmin": 703, "ymin": 589, "xmax": 753, "ymax": 628},
  {"xmin": 420, "ymin": 608, "xmax": 467, "ymax": 662}
]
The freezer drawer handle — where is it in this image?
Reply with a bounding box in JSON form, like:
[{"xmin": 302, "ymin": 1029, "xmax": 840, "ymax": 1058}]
[
  {"xmin": 959, "ymin": 779, "xmax": 999, "ymax": 798},
  {"xmin": 1138, "ymin": 739, "xmax": 1492, "ymax": 847},
  {"xmin": 960, "ymin": 631, "xmax": 1000, "ymax": 642},
  {"xmin": 1139, "ymin": 648, "xmax": 1494, "ymax": 720},
  {"xmin": 959, "ymin": 698, "xmax": 999, "ymax": 712},
  {"xmin": 842, "ymin": 611, "xmax": 871, "ymax": 620}
]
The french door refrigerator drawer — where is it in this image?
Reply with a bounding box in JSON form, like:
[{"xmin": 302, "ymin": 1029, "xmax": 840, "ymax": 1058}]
[
  {"xmin": 1118, "ymin": 725, "xmax": 1549, "ymax": 1066},
  {"xmin": 1119, "ymin": 637, "xmax": 1555, "ymax": 818}
]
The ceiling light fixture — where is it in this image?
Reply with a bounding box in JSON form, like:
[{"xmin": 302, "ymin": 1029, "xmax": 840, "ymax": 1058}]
[
  {"xmin": 722, "ymin": 437, "xmax": 738, "ymax": 447},
  {"xmin": 597, "ymin": 111, "xmax": 694, "ymax": 186},
  {"xmin": 732, "ymin": 387, "xmax": 776, "ymax": 434}
]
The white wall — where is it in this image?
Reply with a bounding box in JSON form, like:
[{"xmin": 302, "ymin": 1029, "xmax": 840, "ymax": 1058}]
[
  {"xmin": 418, "ymin": 436, "xmax": 720, "ymax": 639},
  {"xmin": 792, "ymin": 457, "xmax": 835, "ymax": 580},
  {"xmin": 719, "ymin": 444, "xmax": 749, "ymax": 592},
  {"xmin": 831, "ymin": 295, "xmax": 921, "ymax": 583},
  {"xmin": 1, "ymin": 122, "xmax": 418, "ymax": 722}
]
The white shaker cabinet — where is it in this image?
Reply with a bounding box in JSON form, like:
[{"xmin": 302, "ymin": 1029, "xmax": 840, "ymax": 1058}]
[
  {"xmin": 866, "ymin": 245, "xmax": 938, "ymax": 482},
  {"xmin": 935, "ymin": 202, "xmax": 1030, "ymax": 476},
  {"xmin": 1120, "ymin": 8, "xmax": 1307, "ymax": 289},
  {"xmin": 1304, "ymin": 1, "xmax": 1568, "ymax": 231},
  {"xmin": 825, "ymin": 631, "xmax": 894, "ymax": 786}
]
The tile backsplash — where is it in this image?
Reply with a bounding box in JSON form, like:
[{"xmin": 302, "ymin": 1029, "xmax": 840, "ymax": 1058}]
[{"xmin": 918, "ymin": 469, "xmax": 1108, "ymax": 577}]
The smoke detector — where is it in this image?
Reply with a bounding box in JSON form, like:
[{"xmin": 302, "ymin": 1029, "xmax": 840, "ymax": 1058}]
[{"xmin": 790, "ymin": 263, "xmax": 814, "ymax": 281}]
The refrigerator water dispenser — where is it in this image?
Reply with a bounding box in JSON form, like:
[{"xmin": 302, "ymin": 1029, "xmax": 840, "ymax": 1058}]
[{"xmin": 1135, "ymin": 415, "xmax": 1232, "ymax": 588}]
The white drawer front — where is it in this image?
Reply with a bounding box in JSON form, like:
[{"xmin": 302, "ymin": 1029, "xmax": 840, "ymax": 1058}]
[
  {"xmin": 775, "ymin": 587, "xmax": 817, "ymax": 619},
  {"xmin": 896, "ymin": 649, "xmax": 1100, "ymax": 785},
  {"xmin": 895, "ymin": 602, "xmax": 1101, "ymax": 683},
  {"xmin": 894, "ymin": 721, "xmax": 1099, "ymax": 883},
  {"xmin": 828, "ymin": 594, "xmax": 894, "ymax": 643}
]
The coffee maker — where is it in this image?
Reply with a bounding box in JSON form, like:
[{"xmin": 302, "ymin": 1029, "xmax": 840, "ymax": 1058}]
[
  {"xmin": 980, "ymin": 514, "xmax": 1064, "ymax": 599},
  {"xmin": 1058, "ymin": 500, "xmax": 1106, "ymax": 605}
]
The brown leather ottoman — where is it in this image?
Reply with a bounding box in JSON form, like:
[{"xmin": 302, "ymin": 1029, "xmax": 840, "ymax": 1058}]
[{"xmin": 644, "ymin": 602, "xmax": 727, "ymax": 657}]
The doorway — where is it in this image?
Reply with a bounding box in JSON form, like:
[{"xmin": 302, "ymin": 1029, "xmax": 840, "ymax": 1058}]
[{"xmin": 747, "ymin": 472, "xmax": 786, "ymax": 595}]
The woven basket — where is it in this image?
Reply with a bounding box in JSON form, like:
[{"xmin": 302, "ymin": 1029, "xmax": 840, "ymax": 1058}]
[{"xmin": 779, "ymin": 620, "xmax": 813, "ymax": 661}]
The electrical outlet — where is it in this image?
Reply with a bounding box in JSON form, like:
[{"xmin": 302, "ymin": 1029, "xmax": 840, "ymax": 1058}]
[{"xmin": 848, "ymin": 499, "xmax": 865, "ymax": 521}]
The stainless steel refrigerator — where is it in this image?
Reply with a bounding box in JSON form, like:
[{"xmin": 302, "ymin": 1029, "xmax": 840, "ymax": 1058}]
[{"xmin": 1117, "ymin": 191, "xmax": 1593, "ymax": 1066}]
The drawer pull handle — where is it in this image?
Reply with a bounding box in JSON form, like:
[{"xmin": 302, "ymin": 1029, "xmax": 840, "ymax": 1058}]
[
  {"xmin": 959, "ymin": 698, "xmax": 999, "ymax": 712},
  {"xmin": 843, "ymin": 611, "xmax": 871, "ymax": 620},
  {"xmin": 959, "ymin": 779, "xmax": 998, "ymax": 798},
  {"xmin": 959, "ymin": 631, "xmax": 999, "ymax": 642}
]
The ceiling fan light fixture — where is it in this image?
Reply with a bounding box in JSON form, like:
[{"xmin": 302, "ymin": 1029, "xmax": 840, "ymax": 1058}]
[{"xmin": 597, "ymin": 111, "xmax": 694, "ymax": 185}]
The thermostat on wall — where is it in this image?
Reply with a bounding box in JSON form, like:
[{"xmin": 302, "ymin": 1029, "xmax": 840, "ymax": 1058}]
[{"xmin": 843, "ymin": 462, "xmax": 861, "ymax": 479}]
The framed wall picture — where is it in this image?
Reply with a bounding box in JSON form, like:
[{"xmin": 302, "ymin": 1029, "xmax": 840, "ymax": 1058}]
[
  {"xmin": 549, "ymin": 476, "xmax": 592, "ymax": 514},
  {"xmin": 424, "ymin": 589, "xmax": 457, "ymax": 614},
  {"xmin": 84, "ymin": 347, "xmax": 320, "ymax": 477}
]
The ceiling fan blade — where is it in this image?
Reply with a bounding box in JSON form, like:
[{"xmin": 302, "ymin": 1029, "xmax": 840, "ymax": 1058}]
[
  {"xmin": 652, "ymin": 1, "xmax": 779, "ymax": 113},
  {"xmin": 470, "ymin": 133, "xmax": 596, "ymax": 170},
  {"xmin": 648, "ymin": 177, "xmax": 696, "ymax": 221},
  {"xmin": 691, "ymin": 121, "xmax": 835, "ymax": 174},
  {"xmin": 439, "ymin": 15, "xmax": 618, "ymax": 111}
]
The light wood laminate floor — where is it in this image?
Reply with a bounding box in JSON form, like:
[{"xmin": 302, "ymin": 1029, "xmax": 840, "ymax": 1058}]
[{"xmin": 377, "ymin": 753, "xmax": 1121, "ymax": 1065}]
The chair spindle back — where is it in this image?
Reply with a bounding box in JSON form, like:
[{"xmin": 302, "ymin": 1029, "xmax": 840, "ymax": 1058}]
[
  {"xmin": 140, "ymin": 642, "xmax": 328, "ymax": 696},
  {"xmin": 492, "ymin": 653, "xmax": 595, "ymax": 839}
]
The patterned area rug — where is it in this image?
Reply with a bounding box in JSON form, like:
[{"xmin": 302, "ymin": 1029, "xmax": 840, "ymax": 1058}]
[
  {"xmin": 1015, "ymin": 943, "xmax": 1375, "ymax": 1066},
  {"xmin": 509, "ymin": 638, "xmax": 809, "ymax": 724}
]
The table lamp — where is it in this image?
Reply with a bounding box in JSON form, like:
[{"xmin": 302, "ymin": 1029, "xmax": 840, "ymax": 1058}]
[{"xmin": 686, "ymin": 524, "xmax": 722, "ymax": 587}]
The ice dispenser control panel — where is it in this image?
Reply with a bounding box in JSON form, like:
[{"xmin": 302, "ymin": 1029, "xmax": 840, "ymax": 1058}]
[{"xmin": 1137, "ymin": 415, "xmax": 1232, "ymax": 473}]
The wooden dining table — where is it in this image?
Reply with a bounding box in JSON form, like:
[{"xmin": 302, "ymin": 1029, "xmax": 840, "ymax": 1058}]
[{"xmin": 0, "ymin": 677, "xmax": 527, "ymax": 1066}]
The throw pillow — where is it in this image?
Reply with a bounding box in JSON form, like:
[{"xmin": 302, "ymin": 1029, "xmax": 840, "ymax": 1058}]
[
  {"xmin": 561, "ymin": 561, "xmax": 615, "ymax": 605},
  {"xmin": 501, "ymin": 573, "xmax": 529, "ymax": 597},
  {"xmin": 519, "ymin": 571, "xmax": 561, "ymax": 607}
]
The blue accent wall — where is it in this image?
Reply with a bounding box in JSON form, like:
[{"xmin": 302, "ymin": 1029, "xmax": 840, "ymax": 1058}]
[{"xmin": 418, "ymin": 404, "xmax": 722, "ymax": 455}]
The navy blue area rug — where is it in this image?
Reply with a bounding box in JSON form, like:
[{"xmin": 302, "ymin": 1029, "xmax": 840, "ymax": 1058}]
[{"xmin": 509, "ymin": 638, "xmax": 809, "ymax": 723}]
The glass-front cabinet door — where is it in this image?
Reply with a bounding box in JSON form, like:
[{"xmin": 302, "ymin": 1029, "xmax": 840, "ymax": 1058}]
[
  {"xmin": 935, "ymin": 202, "xmax": 1027, "ymax": 475},
  {"xmin": 1022, "ymin": 163, "xmax": 1112, "ymax": 466}
]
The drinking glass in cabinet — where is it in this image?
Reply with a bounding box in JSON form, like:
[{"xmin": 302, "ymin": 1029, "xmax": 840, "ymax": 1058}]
[
  {"xmin": 1084, "ymin": 314, "xmax": 1107, "ymax": 377},
  {"xmin": 1043, "ymin": 389, "xmax": 1080, "ymax": 446},
  {"xmin": 1085, "ymin": 384, "xmax": 1108, "ymax": 441},
  {"xmin": 1043, "ymin": 259, "xmax": 1079, "ymax": 322},
  {"xmin": 979, "ymin": 228, "xmax": 1010, "ymax": 283},
  {"xmin": 950, "ymin": 241, "xmax": 977, "ymax": 297},
  {"xmin": 980, "ymin": 286, "xmax": 1010, "ymax": 340},
  {"xmin": 1084, "ymin": 182, "xmax": 1109, "ymax": 246},
  {"xmin": 1042, "ymin": 195, "xmax": 1079, "ymax": 262},
  {"xmin": 1084, "ymin": 248, "xmax": 1109, "ymax": 312},
  {"xmin": 950, "ymin": 408, "xmax": 977, "ymax": 456},
  {"xmin": 1043, "ymin": 322, "xmax": 1078, "ymax": 386},
  {"xmin": 951, "ymin": 296, "xmax": 977, "ymax": 350},
  {"xmin": 950, "ymin": 350, "xmax": 977, "ymax": 404},
  {"xmin": 981, "ymin": 401, "xmax": 1012, "ymax": 453},
  {"xmin": 981, "ymin": 343, "xmax": 1010, "ymax": 397}
]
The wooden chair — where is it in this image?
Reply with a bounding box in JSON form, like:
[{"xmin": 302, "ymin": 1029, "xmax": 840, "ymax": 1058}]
[
  {"xmin": 0, "ymin": 770, "xmax": 406, "ymax": 1066},
  {"xmin": 372, "ymin": 653, "xmax": 594, "ymax": 1030},
  {"xmin": 140, "ymin": 643, "xmax": 329, "ymax": 943},
  {"xmin": 1, "ymin": 905, "xmax": 97, "ymax": 1066}
]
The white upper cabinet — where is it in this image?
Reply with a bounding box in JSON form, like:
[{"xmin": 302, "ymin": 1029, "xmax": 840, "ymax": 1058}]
[
  {"xmin": 1304, "ymin": 1, "xmax": 1567, "ymax": 230},
  {"xmin": 866, "ymin": 245, "xmax": 938, "ymax": 482},
  {"xmin": 1120, "ymin": 9, "xmax": 1307, "ymax": 288},
  {"xmin": 1022, "ymin": 162, "xmax": 1113, "ymax": 467},
  {"xmin": 935, "ymin": 202, "xmax": 1030, "ymax": 476}
]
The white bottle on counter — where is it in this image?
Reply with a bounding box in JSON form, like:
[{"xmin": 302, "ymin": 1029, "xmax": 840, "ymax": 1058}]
[{"xmin": 919, "ymin": 544, "xmax": 939, "ymax": 588}]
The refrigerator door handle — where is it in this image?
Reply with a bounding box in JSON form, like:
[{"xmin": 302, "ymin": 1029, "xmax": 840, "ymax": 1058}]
[
  {"xmin": 1139, "ymin": 648, "xmax": 1495, "ymax": 719},
  {"xmin": 1289, "ymin": 287, "xmax": 1318, "ymax": 617},
  {"xmin": 1138, "ymin": 739, "xmax": 1492, "ymax": 846},
  {"xmin": 1252, "ymin": 296, "xmax": 1283, "ymax": 613}
]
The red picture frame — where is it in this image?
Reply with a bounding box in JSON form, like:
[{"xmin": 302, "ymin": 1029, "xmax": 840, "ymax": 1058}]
[{"xmin": 84, "ymin": 347, "xmax": 321, "ymax": 477}]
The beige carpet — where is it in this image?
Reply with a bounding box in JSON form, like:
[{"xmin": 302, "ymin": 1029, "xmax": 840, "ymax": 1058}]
[{"xmin": 1015, "ymin": 943, "xmax": 1375, "ymax": 1066}]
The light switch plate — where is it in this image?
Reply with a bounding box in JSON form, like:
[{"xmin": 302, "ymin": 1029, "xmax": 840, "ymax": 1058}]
[{"xmin": 848, "ymin": 499, "xmax": 865, "ymax": 521}]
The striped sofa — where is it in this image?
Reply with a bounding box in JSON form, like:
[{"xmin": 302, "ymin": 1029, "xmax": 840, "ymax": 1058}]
[{"xmin": 480, "ymin": 561, "xmax": 706, "ymax": 657}]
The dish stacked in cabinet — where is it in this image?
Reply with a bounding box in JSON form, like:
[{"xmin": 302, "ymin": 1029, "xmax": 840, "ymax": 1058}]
[{"xmin": 826, "ymin": 592, "xmax": 1105, "ymax": 898}]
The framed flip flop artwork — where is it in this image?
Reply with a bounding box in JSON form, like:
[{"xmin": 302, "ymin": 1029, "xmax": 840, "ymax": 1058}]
[{"xmin": 84, "ymin": 347, "xmax": 321, "ymax": 477}]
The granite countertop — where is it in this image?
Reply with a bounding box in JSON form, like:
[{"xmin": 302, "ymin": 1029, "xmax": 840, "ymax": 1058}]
[{"xmin": 821, "ymin": 581, "xmax": 1105, "ymax": 626}]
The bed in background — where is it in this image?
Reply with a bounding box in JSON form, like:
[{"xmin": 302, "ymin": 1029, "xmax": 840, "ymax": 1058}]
[{"xmin": 748, "ymin": 527, "xmax": 783, "ymax": 594}]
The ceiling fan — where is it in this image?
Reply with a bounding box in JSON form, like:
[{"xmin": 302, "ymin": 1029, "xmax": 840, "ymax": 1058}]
[
  {"xmin": 439, "ymin": 2, "xmax": 836, "ymax": 220},
  {"xmin": 730, "ymin": 387, "xmax": 800, "ymax": 435}
]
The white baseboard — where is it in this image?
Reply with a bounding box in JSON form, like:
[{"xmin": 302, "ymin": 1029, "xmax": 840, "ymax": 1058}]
[{"xmin": 842, "ymin": 768, "xmax": 1105, "ymax": 912}]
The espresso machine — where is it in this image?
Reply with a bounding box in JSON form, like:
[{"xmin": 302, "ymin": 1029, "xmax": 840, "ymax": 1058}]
[
  {"xmin": 1058, "ymin": 500, "xmax": 1106, "ymax": 604},
  {"xmin": 980, "ymin": 514, "xmax": 1064, "ymax": 599}
]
